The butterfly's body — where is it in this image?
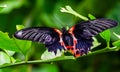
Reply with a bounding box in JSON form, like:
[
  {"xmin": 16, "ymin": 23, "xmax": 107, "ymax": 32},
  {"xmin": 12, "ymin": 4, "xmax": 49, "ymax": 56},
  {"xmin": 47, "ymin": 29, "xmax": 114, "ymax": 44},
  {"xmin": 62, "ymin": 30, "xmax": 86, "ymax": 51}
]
[
  {"xmin": 54, "ymin": 27, "xmax": 81, "ymax": 57},
  {"xmin": 14, "ymin": 18, "xmax": 118, "ymax": 57}
]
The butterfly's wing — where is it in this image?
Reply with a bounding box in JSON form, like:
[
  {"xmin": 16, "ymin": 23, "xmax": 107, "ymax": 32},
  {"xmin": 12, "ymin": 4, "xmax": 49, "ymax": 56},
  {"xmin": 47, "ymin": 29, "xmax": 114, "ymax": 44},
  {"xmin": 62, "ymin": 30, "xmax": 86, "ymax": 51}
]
[
  {"xmin": 73, "ymin": 18, "xmax": 118, "ymax": 39},
  {"xmin": 69, "ymin": 18, "xmax": 118, "ymax": 57},
  {"xmin": 14, "ymin": 27, "xmax": 63, "ymax": 54}
]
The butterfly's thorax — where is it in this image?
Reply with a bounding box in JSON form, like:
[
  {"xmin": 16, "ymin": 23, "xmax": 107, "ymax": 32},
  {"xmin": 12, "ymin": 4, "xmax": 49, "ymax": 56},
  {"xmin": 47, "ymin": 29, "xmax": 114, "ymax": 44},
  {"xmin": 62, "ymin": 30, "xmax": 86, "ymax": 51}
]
[
  {"xmin": 62, "ymin": 33, "xmax": 73, "ymax": 46},
  {"xmin": 61, "ymin": 27, "xmax": 73, "ymax": 46}
]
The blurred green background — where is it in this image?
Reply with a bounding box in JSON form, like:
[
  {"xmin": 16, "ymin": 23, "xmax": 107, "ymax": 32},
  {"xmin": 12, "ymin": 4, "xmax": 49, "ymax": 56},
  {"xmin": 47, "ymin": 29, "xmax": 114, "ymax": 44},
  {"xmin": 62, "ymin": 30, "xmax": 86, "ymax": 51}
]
[{"xmin": 0, "ymin": 0, "xmax": 120, "ymax": 72}]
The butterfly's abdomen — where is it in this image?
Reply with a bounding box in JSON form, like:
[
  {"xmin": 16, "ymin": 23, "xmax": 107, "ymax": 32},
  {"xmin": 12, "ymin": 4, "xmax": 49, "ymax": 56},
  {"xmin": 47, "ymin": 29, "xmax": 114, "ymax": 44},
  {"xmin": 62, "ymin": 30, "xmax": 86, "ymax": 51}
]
[{"xmin": 62, "ymin": 34, "xmax": 76, "ymax": 54}]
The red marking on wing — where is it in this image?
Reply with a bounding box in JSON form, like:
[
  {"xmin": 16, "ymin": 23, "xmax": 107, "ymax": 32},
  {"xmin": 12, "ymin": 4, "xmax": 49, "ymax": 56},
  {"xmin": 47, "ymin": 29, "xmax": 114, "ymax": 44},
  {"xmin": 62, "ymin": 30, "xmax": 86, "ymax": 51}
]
[
  {"xmin": 54, "ymin": 29, "xmax": 67, "ymax": 50},
  {"xmin": 74, "ymin": 49, "xmax": 81, "ymax": 57},
  {"xmin": 54, "ymin": 29, "xmax": 62, "ymax": 35},
  {"xmin": 75, "ymin": 53, "xmax": 81, "ymax": 58},
  {"xmin": 66, "ymin": 46, "xmax": 74, "ymax": 54},
  {"xmin": 66, "ymin": 45, "xmax": 81, "ymax": 57},
  {"xmin": 68, "ymin": 26, "xmax": 75, "ymax": 34},
  {"xmin": 66, "ymin": 46, "xmax": 73, "ymax": 48},
  {"xmin": 68, "ymin": 26, "xmax": 81, "ymax": 57}
]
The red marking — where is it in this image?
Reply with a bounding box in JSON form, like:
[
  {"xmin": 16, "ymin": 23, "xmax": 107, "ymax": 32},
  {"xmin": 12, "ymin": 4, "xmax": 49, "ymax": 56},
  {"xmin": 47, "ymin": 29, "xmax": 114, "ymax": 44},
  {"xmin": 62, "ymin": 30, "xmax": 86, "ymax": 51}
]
[
  {"xmin": 66, "ymin": 46, "xmax": 74, "ymax": 54},
  {"xmin": 66, "ymin": 46, "xmax": 73, "ymax": 48},
  {"xmin": 60, "ymin": 41, "xmax": 64, "ymax": 46},
  {"xmin": 74, "ymin": 49, "xmax": 81, "ymax": 57},
  {"xmin": 54, "ymin": 29, "xmax": 62, "ymax": 36},
  {"xmin": 54, "ymin": 29, "xmax": 67, "ymax": 50},
  {"xmin": 68, "ymin": 26, "xmax": 81, "ymax": 57},
  {"xmin": 74, "ymin": 53, "xmax": 81, "ymax": 58},
  {"xmin": 68, "ymin": 26, "xmax": 75, "ymax": 34}
]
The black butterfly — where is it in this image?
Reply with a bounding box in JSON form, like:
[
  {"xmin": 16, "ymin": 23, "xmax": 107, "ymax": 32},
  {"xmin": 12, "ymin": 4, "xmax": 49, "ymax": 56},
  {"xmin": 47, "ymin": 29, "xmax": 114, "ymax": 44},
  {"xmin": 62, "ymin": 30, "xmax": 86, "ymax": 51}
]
[{"xmin": 14, "ymin": 18, "xmax": 118, "ymax": 57}]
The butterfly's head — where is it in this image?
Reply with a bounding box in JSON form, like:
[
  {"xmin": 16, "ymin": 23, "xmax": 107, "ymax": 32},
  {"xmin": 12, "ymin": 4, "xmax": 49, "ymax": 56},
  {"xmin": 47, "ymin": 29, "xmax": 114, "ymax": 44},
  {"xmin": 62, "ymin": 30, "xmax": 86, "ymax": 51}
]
[{"xmin": 61, "ymin": 27, "xmax": 68, "ymax": 34}]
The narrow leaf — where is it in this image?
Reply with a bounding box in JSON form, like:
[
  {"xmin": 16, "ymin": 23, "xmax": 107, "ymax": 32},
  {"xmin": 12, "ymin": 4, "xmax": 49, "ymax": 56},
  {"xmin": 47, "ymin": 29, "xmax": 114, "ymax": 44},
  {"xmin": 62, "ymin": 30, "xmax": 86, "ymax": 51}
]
[{"xmin": 88, "ymin": 14, "xmax": 96, "ymax": 19}]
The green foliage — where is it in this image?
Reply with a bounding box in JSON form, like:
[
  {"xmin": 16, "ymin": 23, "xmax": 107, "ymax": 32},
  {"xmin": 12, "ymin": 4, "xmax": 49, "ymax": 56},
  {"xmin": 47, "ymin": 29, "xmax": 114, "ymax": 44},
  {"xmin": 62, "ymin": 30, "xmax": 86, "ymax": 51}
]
[
  {"xmin": 60, "ymin": 5, "xmax": 88, "ymax": 21},
  {"xmin": 100, "ymin": 30, "xmax": 111, "ymax": 48},
  {"xmin": 0, "ymin": 0, "xmax": 25, "ymax": 13},
  {"xmin": 0, "ymin": 0, "xmax": 120, "ymax": 72},
  {"xmin": 14, "ymin": 25, "xmax": 32, "ymax": 56},
  {"xmin": 88, "ymin": 14, "xmax": 96, "ymax": 19},
  {"xmin": 0, "ymin": 4, "xmax": 7, "ymax": 11},
  {"xmin": 100, "ymin": 30, "xmax": 111, "ymax": 42},
  {"xmin": 0, "ymin": 31, "xmax": 21, "ymax": 52},
  {"xmin": 41, "ymin": 50, "xmax": 63, "ymax": 60},
  {"xmin": 34, "ymin": 64, "xmax": 59, "ymax": 72},
  {"xmin": 0, "ymin": 52, "xmax": 11, "ymax": 65},
  {"xmin": 0, "ymin": 25, "xmax": 31, "ymax": 62},
  {"xmin": 113, "ymin": 33, "xmax": 120, "ymax": 48}
]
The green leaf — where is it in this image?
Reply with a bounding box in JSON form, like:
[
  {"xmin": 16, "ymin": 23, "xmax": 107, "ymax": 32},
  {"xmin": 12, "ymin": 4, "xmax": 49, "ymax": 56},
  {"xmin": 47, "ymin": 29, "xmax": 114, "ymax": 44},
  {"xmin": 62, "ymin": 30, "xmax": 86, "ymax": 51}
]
[
  {"xmin": 16, "ymin": 25, "xmax": 25, "ymax": 30},
  {"xmin": 100, "ymin": 29, "xmax": 111, "ymax": 42},
  {"xmin": 4, "ymin": 50, "xmax": 15, "ymax": 57},
  {"xmin": 41, "ymin": 50, "xmax": 63, "ymax": 60},
  {"xmin": 112, "ymin": 40, "xmax": 120, "ymax": 48},
  {"xmin": 88, "ymin": 14, "xmax": 96, "ymax": 19},
  {"xmin": 0, "ymin": 24, "xmax": 32, "ymax": 57},
  {"xmin": 0, "ymin": 31, "xmax": 20, "ymax": 52},
  {"xmin": 91, "ymin": 37, "xmax": 101, "ymax": 49},
  {"xmin": 100, "ymin": 30, "xmax": 111, "ymax": 48},
  {"xmin": 0, "ymin": 52, "xmax": 11, "ymax": 65},
  {"xmin": 14, "ymin": 38, "xmax": 32, "ymax": 56},
  {"xmin": 14, "ymin": 25, "xmax": 32, "ymax": 56}
]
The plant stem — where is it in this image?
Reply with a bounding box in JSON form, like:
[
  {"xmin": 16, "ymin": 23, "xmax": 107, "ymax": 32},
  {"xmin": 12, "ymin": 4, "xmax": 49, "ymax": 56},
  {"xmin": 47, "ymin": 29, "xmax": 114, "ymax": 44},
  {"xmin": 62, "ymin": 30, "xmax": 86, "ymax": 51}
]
[
  {"xmin": 0, "ymin": 56, "xmax": 74, "ymax": 68},
  {"xmin": 107, "ymin": 41, "xmax": 110, "ymax": 48},
  {"xmin": 60, "ymin": 6, "xmax": 89, "ymax": 21}
]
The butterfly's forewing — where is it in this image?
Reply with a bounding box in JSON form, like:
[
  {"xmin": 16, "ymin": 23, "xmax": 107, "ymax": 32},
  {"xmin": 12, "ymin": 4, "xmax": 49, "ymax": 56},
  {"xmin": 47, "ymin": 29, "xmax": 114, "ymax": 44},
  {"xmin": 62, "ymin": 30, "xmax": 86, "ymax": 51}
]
[
  {"xmin": 14, "ymin": 27, "xmax": 63, "ymax": 54},
  {"xmin": 69, "ymin": 18, "xmax": 118, "ymax": 57},
  {"xmin": 73, "ymin": 18, "xmax": 118, "ymax": 39}
]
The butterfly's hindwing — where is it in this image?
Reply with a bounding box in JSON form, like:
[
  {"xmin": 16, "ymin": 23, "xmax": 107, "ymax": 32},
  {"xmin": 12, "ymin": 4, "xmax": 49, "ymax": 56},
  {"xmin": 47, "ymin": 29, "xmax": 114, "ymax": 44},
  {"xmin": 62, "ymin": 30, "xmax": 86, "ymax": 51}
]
[{"xmin": 76, "ymin": 38, "xmax": 93, "ymax": 54}]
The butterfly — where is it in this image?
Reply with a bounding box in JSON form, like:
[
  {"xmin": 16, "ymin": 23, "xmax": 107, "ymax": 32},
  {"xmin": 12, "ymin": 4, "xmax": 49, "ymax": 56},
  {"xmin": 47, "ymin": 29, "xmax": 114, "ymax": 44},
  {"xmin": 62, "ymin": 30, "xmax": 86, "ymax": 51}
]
[{"xmin": 14, "ymin": 18, "xmax": 118, "ymax": 57}]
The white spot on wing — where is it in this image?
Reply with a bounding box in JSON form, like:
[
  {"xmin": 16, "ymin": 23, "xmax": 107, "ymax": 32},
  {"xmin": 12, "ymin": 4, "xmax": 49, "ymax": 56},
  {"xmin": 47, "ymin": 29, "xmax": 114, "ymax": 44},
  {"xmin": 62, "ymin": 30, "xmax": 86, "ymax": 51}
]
[{"xmin": 17, "ymin": 31, "xmax": 23, "ymax": 36}]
